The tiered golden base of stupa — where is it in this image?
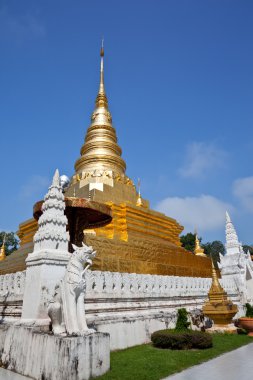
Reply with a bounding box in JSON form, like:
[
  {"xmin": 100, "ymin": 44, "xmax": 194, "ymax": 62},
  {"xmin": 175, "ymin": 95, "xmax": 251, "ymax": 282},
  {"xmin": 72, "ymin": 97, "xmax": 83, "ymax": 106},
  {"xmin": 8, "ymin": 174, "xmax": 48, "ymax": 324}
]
[
  {"xmin": 203, "ymin": 262, "xmax": 238, "ymax": 326},
  {"xmin": 83, "ymin": 192, "xmax": 211, "ymax": 276},
  {"xmin": 0, "ymin": 187, "xmax": 212, "ymax": 277}
]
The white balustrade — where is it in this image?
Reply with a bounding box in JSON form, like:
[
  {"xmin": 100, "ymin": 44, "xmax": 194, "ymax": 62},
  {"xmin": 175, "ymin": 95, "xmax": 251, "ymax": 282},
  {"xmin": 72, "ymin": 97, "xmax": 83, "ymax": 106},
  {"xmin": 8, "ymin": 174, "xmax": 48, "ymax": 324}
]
[{"xmin": 0, "ymin": 271, "xmax": 26, "ymax": 298}]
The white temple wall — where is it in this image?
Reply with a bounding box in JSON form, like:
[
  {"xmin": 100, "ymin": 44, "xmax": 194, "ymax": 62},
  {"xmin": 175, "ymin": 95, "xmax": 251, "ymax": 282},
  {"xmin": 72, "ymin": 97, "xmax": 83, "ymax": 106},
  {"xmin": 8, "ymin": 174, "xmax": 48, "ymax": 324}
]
[{"xmin": 0, "ymin": 269, "xmax": 242, "ymax": 349}]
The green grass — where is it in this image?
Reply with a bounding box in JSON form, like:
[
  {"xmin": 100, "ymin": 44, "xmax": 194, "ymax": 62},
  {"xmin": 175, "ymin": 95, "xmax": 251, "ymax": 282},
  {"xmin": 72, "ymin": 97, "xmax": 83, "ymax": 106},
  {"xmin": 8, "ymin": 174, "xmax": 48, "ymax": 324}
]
[{"xmin": 97, "ymin": 334, "xmax": 252, "ymax": 380}]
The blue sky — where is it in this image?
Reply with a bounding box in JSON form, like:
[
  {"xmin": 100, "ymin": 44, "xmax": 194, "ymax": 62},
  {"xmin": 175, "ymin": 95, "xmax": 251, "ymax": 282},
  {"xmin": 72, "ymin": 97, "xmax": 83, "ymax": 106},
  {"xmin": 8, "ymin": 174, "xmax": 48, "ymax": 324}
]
[{"xmin": 0, "ymin": 0, "xmax": 253, "ymax": 244}]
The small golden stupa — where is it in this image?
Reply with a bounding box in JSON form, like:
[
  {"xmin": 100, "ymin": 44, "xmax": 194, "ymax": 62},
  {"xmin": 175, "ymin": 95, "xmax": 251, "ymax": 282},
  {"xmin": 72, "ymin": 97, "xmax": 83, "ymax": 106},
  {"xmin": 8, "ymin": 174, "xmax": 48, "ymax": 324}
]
[
  {"xmin": 194, "ymin": 233, "xmax": 206, "ymax": 257},
  {"xmin": 136, "ymin": 179, "xmax": 144, "ymax": 207},
  {"xmin": 0, "ymin": 235, "xmax": 6, "ymax": 261},
  {"xmin": 203, "ymin": 260, "xmax": 238, "ymax": 326}
]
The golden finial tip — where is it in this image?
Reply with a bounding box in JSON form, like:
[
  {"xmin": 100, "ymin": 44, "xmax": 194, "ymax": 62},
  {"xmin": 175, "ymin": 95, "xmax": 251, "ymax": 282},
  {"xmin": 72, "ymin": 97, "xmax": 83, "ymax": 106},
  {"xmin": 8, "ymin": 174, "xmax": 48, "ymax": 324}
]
[{"xmin": 100, "ymin": 37, "xmax": 104, "ymax": 57}]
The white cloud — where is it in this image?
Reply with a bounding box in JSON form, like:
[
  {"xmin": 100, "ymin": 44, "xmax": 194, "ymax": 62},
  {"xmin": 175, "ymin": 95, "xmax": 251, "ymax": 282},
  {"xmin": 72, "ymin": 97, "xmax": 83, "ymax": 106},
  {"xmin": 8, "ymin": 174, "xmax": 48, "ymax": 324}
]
[
  {"xmin": 20, "ymin": 176, "xmax": 49, "ymax": 198},
  {"xmin": 156, "ymin": 194, "xmax": 233, "ymax": 233},
  {"xmin": 233, "ymin": 176, "xmax": 253, "ymax": 212},
  {"xmin": 179, "ymin": 142, "xmax": 227, "ymax": 179}
]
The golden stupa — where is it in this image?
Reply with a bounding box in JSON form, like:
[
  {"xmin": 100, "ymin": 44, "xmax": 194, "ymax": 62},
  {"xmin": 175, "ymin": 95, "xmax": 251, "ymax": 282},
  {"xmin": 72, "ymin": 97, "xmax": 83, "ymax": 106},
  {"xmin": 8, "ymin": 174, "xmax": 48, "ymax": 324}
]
[
  {"xmin": 0, "ymin": 236, "xmax": 6, "ymax": 261},
  {"xmin": 203, "ymin": 260, "xmax": 238, "ymax": 326},
  {"xmin": 0, "ymin": 45, "xmax": 212, "ymax": 277},
  {"xmin": 194, "ymin": 233, "xmax": 206, "ymax": 257}
]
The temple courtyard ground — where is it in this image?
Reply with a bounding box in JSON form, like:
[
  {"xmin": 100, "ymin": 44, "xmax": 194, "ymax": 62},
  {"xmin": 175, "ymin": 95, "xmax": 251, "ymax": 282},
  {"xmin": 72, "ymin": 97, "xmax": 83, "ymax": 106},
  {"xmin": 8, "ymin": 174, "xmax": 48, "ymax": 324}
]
[
  {"xmin": 0, "ymin": 335, "xmax": 252, "ymax": 380},
  {"xmin": 96, "ymin": 334, "xmax": 252, "ymax": 380}
]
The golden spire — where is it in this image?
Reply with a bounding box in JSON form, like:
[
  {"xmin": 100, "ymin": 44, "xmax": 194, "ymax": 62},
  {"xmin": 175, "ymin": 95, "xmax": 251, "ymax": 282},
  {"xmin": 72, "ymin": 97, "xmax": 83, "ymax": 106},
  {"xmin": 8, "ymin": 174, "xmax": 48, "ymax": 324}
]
[
  {"xmin": 75, "ymin": 41, "xmax": 126, "ymax": 176},
  {"xmin": 136, "ymin": 178, "xmax": 144, "ymax": 207},
  {"xmin": 96, "ymin": 37, "xmax": 107, "ymax": 108},
  {"xmin": 211, "ymin": 259, "xmax": 222, "ymax": 290},
  {"xmin": 0, "ymin": 234, "xmax": 6, "ymax": 261},
  {"xmin": 202, "ymin": 258, "xmax": 238, "ymax": 326},
  {"xmin": 208, "ymin": 259, "xmax": 228, "ymax": 302},
  {"xmin": 194, "ymin": 231, "xmax": 206, "ymax": 256}
]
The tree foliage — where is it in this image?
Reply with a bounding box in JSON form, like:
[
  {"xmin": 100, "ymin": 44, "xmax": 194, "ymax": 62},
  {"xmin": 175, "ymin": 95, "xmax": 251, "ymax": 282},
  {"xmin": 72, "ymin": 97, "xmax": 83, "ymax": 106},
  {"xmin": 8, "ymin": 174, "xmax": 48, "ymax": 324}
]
[
  {"xmin": 0, "ymin": 232, "xmax": 19, "ymax": 256},
  {"xmin": 202, "ymin": 240, "xmax": 225, "ymax": 268},
  {"xmin": 180, "ymin": 233, "xmax": 225, "ymax": 268},
  {"xmin": 180, "ymin": 233, "xmax": 197, "ymax": 253},
  {"xmin": 242, "ymin": 245, "xmax": 253, "ymax": 255},
  {"xmin": 175, "ymin": 308, "xmax": 190, "ymax": 331}
]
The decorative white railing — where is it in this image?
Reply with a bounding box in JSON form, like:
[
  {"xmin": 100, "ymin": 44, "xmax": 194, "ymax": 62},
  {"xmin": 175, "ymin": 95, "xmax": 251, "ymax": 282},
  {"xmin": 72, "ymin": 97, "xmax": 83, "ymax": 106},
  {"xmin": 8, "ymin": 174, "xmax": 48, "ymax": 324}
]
[
  {"xmin": 85, "ymin": 271, "xmax": 238, "ymax": 298},
  {"xmin": 0, "ymin": 271, "xmax": 26, "ymax": 298},
  {"xmin": 0, "ymin": 270, "xmax": 238, "ymax": 301}
]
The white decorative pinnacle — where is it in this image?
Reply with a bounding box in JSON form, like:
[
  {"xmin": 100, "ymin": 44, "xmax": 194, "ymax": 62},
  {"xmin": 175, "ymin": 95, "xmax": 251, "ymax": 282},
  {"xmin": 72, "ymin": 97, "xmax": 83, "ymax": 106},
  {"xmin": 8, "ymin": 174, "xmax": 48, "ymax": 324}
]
[
  {"xmin": 225, "ymin": 211, "xmax": 242, "ymax": 255},
  {"xmin": 33, "ymin": 169, "xmax": 69, "ymax": 252}
]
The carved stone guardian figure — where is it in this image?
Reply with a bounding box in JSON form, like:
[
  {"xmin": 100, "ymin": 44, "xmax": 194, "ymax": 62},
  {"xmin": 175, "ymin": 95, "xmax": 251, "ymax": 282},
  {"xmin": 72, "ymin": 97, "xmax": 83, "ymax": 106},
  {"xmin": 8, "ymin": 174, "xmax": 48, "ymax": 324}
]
[{"xmin": 48, "ymin": 242, "xmax": 96, "ymax": 336}]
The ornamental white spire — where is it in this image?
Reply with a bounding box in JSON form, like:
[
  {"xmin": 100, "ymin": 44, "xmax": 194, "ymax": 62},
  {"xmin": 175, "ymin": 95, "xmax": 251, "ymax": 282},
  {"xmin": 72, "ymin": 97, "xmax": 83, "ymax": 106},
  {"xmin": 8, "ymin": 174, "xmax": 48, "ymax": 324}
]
[
  {"xmin": 225, "ymin": 211, "xmax": 241, "ymax": 255},
  {"xmin": 33, "ymin": 169, "xmax": 69, "ymax": 252}
]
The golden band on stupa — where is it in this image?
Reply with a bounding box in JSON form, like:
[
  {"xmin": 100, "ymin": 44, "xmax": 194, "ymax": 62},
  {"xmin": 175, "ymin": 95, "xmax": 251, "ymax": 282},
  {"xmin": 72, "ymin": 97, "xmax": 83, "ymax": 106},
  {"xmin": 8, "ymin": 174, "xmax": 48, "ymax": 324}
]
[{"xmin": 0, "ymin": 45, "xmax": 212, "ymax": 277}]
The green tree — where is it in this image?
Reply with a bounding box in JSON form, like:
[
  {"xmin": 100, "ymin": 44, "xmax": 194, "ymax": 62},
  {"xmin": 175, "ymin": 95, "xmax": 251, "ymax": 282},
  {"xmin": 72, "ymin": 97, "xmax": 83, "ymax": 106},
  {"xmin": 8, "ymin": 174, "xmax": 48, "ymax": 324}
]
[
  {"xmin": 175, "ymin": 308, "xmax": 190, "ymax": 331},
  {"xmin": 202, "ymin": 240, "xmax": 225, "ymax": 268},
  {"xmin": 0, "ymin": 232, "xmax": 19, "ymax": 256},
  {"xmin": 180, "ymin": 233, "xmax": 200, "ymax": 253},
  {"xmin": 242, "ymin": 245, "xmax": 253, "ymax": 255}
]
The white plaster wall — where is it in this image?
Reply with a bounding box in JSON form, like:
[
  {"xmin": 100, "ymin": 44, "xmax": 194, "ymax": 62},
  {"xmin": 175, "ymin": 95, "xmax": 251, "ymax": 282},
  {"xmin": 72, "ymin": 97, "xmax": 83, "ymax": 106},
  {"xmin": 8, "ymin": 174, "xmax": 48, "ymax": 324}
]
[
  {"xmin": 0, "ymin": 326, "xmax": 110, "ymax": 380},
  {"xmin": 0, "ymin": 269, "xmax": 242, "ymax": 349}
]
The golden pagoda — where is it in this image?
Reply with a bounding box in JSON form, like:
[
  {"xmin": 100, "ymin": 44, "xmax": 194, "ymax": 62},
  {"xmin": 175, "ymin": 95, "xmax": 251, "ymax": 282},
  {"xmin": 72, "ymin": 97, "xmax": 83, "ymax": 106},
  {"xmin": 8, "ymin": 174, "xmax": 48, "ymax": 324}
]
[
  {"xmin": 194, "ymin": 233, "xmax": 206, "ymax": 257},
  {"xmin": 203, "ymin": 260, "xmax": 238, "ymax": 326},
  {"xmin": 0, "ymin": 44, "xmax": 212, "ymax": 277},
  {"xmin": 0, "ymin": 236, "xmax": 6, "ymax": 261}
]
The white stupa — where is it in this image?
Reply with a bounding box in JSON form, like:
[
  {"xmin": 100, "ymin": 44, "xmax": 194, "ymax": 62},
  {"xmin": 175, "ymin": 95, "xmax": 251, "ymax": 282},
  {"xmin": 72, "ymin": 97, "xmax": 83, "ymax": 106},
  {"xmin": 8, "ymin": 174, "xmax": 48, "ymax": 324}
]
[
  {"xmin": 225, "ymin": 211, "xmax": 243, "ymax": 256},
  {"xmin": 218, "ymin": 211, "xmax": 253, "ymax": 304},
  {"xmin": 33, "ymin": 169, "xmax": 69, "ymax": 252}
]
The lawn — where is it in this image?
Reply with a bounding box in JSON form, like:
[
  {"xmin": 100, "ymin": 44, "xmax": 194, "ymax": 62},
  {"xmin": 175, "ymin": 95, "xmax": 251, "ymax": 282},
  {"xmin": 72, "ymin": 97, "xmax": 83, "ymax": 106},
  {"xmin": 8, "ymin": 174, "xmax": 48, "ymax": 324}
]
[{"xmin": 97, "ymin": 334, "xmax": 252, "ymax": 380}]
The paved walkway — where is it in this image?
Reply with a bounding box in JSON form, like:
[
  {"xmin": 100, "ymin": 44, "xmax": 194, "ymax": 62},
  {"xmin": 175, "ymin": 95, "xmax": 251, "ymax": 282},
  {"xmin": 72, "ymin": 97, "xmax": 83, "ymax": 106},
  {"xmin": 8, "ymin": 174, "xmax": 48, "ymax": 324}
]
[
  {"xmin": 0, "ymin": 368, "xmax": 32, "ymax": 379},
  {"xmin": 163, "ymin": 342, "xmax": 253, "ymax": 380}
]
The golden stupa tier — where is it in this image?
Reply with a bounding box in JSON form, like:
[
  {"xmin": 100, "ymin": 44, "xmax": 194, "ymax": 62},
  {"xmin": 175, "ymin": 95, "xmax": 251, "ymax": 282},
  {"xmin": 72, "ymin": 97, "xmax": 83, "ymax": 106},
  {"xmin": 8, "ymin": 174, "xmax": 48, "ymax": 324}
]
[{"xmin": 0, "ymin": 195, "xmax": 212, "ymax": 277}]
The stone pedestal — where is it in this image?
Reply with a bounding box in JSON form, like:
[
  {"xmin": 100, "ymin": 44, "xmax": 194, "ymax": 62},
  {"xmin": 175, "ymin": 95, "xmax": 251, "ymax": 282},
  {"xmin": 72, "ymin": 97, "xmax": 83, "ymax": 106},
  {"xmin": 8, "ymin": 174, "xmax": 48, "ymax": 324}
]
[
  {"xmin": 21, "ymin": 250, "xmax": 70, "ymax": 324},
  {"xmin": 206, "ymin": 324, "xmax": 237, "ymax": 334},
  {"xmin": 0, "ymin": 325, "xmax": 110, "ymax": 380}
]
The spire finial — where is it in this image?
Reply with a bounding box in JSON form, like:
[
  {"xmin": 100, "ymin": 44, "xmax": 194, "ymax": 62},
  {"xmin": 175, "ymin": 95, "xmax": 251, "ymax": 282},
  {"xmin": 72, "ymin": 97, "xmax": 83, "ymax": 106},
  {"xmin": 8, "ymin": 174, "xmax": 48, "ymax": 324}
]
[
  {"xmin": 136, "ymin": 178, "xmax": 143, "ymax": 207},
  {"xmin": 52, "ymin": 169, "xmax": 60, "ymax": 187},
  {"xmin": 100, "ymin": 37, "xmax": 104, "ymax": 57},
  {"xmin": 226, "ymin": 211, "xmax": 231, "ymax": 223},
  {"xmin": 98, "ymin": 38, "xmax": 105, "ymax": 96},
  {"xmin": 211, "ymin": 258, "xmax": 220, "ymax": 287}
]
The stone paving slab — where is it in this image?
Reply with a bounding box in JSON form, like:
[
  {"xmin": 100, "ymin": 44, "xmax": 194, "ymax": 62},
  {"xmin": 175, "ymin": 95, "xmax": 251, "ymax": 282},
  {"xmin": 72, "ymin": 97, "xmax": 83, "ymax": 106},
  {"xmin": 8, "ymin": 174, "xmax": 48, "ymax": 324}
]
[
  {"xmin": 0, "ymin": 368, "xmax": 32, "ymax": 379},
  {"xmin": 163, "ymin": 342, "xmax": 253, "ymax": 380}
]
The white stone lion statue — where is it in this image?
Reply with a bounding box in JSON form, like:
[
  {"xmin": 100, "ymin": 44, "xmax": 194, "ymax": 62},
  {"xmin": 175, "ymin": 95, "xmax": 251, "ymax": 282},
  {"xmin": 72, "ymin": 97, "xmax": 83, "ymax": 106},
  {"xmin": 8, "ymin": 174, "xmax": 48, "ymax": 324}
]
[{"xmin": 48, "ymin": 242, "xmax": 96, "ymax": 336}]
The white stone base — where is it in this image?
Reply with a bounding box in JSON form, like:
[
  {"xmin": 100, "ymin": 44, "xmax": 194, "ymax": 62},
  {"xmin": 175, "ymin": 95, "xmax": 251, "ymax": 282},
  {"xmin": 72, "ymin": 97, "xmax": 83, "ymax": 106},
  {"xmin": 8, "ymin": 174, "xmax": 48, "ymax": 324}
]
[
  {"xmin": 0, "ymin": 325, "xmax": 110, "ymax": 380},
  {"xmin": 206, "ymin": 324, "xmax": 237, "ymax": 334}
]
